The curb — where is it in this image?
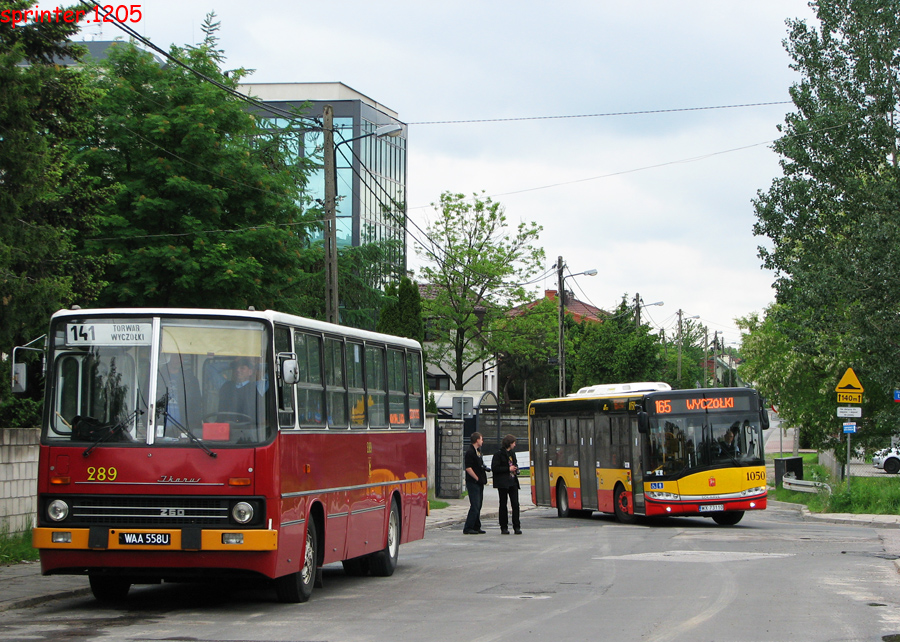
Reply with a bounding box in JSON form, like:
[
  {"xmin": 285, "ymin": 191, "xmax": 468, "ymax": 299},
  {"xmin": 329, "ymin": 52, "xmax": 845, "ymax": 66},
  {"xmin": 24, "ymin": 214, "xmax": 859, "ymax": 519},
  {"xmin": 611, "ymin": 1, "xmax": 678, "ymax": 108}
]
[{"xmin": 0, "ymin": 586, "xmax": 92, "ymax": 613}]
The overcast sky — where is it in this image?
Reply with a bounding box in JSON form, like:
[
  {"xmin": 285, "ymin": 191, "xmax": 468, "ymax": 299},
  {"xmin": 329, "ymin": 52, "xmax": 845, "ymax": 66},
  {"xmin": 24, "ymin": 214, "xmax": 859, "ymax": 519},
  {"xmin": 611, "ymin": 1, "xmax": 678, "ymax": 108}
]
[{"xmin": 74, "ymin": 1, "xmax": 820, "ymax": 346}]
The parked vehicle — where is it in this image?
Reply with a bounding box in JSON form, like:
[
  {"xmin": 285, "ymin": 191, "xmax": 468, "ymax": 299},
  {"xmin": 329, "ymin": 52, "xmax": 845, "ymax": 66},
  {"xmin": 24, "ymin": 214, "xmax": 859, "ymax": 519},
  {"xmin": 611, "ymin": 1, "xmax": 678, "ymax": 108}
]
[{"xmin": 873, "ymin": 447, "xmax": 900, "ymax": 474}]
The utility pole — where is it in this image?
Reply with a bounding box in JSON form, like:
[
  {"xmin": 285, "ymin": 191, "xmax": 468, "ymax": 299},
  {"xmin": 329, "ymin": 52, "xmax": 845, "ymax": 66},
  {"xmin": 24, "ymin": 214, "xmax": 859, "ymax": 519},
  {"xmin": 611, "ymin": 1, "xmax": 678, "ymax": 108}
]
[
  {"xmin": 677, "ymin": 309, "xmax": 683, "ymax": 381},
  {"xmin": 712, "ymin": 331, "xmax": 719, "ymax": 387},
  {"xmin": 557, "ymin": 256, "xmax": 565, "ymax": 397},
  {"xmin": 703, "ymin": 326, "xmax": 708, "ymax": 388},
  {"xmin": 634, "ymin": 292, "xmax": 641, "ymax": 330},
  {"xmin": 323, "ymin": 105, "xmax": 339, "ymax": 325}
]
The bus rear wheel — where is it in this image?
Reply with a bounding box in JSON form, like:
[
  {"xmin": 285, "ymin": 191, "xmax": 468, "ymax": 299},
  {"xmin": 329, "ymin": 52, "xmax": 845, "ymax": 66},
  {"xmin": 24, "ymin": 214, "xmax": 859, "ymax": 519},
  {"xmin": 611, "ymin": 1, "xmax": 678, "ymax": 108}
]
[
  {"xmin": 369, "ymin": 499, "xmax": 400, "ymax": 577},
  {"xmin": 556, "ymin": 481, "xmax": 570, "ymax": 518},
  {"xmin": 712, "ymin": 511, "xmax": 744, "ymax": 526},
  {"xmin": 89, "ymin": 574, "xmax": 130, "ymax": 602},
  {"xmin": 614, "ymin": 484, "xmax": 636, "ymax": 524},
  {"xmin": 275, "ymin": 515, "xmax": 318, "ymax": 603}
]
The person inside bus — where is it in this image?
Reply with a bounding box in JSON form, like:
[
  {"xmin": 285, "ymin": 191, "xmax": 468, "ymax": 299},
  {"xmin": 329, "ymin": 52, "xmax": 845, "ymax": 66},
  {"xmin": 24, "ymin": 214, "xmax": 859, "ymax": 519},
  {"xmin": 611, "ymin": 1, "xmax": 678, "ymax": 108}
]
[
  {"xmin": 158, "ymin": 353, "xmax": 202, "ymax": 435},
  {"xmin": 718, "ymin": 424, "xmax": 740, "ymax": 457},
  {"xmin": 491, "ymin": 434, "xmax": 522, "ymax": 535},
  {"xmin": 218, "ymin": 357, "xmax": 264, "ymax": 434},
  {"xmin": 462, "ymin": 432, "xmax": 488, "ymax": 535}
]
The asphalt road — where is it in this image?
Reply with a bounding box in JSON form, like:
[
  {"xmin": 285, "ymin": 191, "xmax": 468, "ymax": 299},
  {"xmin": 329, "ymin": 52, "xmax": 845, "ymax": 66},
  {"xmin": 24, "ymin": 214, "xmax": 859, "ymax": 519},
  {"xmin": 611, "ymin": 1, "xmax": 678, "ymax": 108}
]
[{"xmin": 2, "ymin": 502, "xmax": 900, "ymax": 642}]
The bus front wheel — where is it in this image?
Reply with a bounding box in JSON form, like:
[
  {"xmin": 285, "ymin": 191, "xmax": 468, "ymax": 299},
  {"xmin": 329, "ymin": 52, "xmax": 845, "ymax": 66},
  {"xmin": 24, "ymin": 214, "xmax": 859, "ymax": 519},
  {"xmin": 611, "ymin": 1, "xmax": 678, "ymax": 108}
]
[
  {"xmin": 712, "ymin": 511, "xmax": 744, "ymax": 526},
  {"xmin": 614, "ymin": 484, "xmax": 636, "ymax": 524},
  {"xmin": 275, "ymin": 515, "xmax": 318, "ymax": 603},
  {"xmin": 369, "ymin": 499, "xmax": 400, "ymax": 577},
  {"xmin": 557, "ymin": 481, "xmax": 570, "ymax": 518},
  {"xmin": 89, "ymin": 574, "xmax": 130, "ymax": 602}
]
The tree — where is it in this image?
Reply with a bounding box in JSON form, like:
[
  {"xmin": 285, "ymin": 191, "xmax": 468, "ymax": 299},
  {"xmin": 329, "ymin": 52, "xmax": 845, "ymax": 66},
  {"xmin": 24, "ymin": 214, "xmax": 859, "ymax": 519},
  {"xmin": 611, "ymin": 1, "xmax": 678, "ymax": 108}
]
[
  {"xmin": 752, "ymin": 0, "xmax": 900, "ymax": 447},
  {"xmin": 376, "ymin": 275, "xmax": 424, "ymax": 341},
  {"xmin": 0, "ymin": 1, "xmax": 113, "ymax": 424},
  {"xmin": 493, "ymin": 297, "xmax": 559, "ymax": 406},
  {"xmin": 77, "ymin": 16, "xmax": 318, "ymax": 312},
  {"xmin": 570, "ymin": 296, "xmax": 663, "ymax": 391},
  {"xmin": 418, "ymin": 192, "xmax": 544, "ymax": 390}
]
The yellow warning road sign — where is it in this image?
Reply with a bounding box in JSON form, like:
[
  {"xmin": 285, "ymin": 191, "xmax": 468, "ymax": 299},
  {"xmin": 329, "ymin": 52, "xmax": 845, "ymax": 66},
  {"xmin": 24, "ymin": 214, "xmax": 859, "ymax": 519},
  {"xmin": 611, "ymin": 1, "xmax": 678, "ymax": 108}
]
[
  {"xmin": 837, "ymin": 392, "xmax": 862, "ymax": 404},
  {"xmin": 835, "ymin": 368, "xmax": 864, "ymax": 394}
]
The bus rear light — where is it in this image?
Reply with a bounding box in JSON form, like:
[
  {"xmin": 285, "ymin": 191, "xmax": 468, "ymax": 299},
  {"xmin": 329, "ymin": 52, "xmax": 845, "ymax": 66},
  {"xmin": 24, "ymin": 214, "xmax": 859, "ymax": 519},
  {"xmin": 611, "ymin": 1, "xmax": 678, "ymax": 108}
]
[
  {"xmin": 51, "ymin": 532, "xmax": 72, "ymax": 543},
  {"xmin": 50, "ymin": 476, "xmax": 70, "ymax": 485},
  {"xmin": 222, "ymin": 533, "xmax": 244, "ymax": 545},
  {"xmin": 228, "ymin": 478, "xmax": 251, "ymax": 486}
]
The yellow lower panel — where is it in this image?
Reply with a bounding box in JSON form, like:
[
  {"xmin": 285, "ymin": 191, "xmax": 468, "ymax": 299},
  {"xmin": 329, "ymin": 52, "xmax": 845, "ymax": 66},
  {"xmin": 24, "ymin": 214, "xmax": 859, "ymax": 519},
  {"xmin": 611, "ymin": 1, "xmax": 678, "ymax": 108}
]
[{"xmin": 33, "ymin": 527, "xmax": 277, "ymax": 551}]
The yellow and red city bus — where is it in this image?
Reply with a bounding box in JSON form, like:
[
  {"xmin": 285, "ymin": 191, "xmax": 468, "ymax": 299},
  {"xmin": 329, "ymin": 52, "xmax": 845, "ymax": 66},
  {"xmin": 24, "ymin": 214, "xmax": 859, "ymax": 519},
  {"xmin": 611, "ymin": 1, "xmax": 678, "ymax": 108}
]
[
  {"xmin": 529, "ymin": 383, "xmax": 769, "ymax": 526},
  {"xmin": 25, "ymin": 308, "xmax": 426, "ymax": 602}
]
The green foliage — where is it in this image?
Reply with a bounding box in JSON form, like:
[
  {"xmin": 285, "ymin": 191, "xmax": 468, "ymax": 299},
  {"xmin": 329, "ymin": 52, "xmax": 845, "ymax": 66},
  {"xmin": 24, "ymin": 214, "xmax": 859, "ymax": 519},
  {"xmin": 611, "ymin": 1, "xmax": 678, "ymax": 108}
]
[
  {"xmin": 377, "ymin": 276, "xmax": 424, "ymax": 340},
  {"xmin": 827, "ymin": 477, "xmax": 900, "ymax": 514},
  {"xmin": 493, "ymin": 297, "xmax": 559, "ymax": 404},
  {"xmin": 570, "ymin": 297, "xmax": 663, "ymax": 391},
  {"xmin": 418, "ymin": 192, "xmax": 544, "ymax": 390},
  {"xmin": 0, "ymin": 0, "xmax": 112, "ymax": 353},
  {"xmin": 76, "ymin": 20, "xmax": 319, "ymax": 313},
  {"xmin": 0, "ymin": 524, "xmax": 39, "ymax": 564},
  {"xmin": 752, "ymin": 0, "xmax": 900, "ymax": 450}
]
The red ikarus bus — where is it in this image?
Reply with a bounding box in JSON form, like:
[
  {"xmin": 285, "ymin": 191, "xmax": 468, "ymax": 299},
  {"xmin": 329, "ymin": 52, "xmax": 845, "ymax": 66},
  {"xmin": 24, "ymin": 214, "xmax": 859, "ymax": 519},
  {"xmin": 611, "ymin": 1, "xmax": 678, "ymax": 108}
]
[{"xmin": 23, "ymin": 308, "xmax": 427, "ymax": 602}]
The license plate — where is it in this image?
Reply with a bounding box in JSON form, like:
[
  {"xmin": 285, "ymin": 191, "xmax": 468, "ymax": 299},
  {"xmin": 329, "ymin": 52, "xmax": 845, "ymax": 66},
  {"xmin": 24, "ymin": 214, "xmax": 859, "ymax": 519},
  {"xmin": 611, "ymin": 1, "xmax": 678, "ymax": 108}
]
[
  {"xmin": 118, "ymin": 532, "xmax": 171, "ymax": 546},
  {"xmin": 699, "ymin": 504, "xmax": 725, "ymax": 512}
]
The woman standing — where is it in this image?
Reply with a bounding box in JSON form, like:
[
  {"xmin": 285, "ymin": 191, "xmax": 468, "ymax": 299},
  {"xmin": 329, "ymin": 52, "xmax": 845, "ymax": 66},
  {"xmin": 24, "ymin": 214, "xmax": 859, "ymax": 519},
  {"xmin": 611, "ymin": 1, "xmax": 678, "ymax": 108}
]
[{"xmin": 491, "ymin": 434, "xmax": 522, "ymax": 535}]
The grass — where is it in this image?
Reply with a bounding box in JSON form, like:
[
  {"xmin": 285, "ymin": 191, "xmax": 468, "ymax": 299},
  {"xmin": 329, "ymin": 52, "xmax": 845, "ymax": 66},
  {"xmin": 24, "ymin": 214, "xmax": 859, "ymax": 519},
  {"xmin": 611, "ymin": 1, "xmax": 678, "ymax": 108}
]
[
  {"xmin": 768, "ymin": 453, "xmax": 900, "ymax": 515},
  {"xmin": 0, "ymin": 526, "xmax": 38, "ymax": 565}
]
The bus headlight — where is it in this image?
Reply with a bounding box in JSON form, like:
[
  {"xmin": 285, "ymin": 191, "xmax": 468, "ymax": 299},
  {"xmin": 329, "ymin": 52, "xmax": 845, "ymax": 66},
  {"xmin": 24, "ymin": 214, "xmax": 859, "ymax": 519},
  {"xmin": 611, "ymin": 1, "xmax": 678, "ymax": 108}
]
[
  {"xmin": 47, "ymin": 499, "xmax": 69, "ymax": 522},
  {"xmin": 231, "ymin": 502, "xmax": 254, "ymax": 524}
]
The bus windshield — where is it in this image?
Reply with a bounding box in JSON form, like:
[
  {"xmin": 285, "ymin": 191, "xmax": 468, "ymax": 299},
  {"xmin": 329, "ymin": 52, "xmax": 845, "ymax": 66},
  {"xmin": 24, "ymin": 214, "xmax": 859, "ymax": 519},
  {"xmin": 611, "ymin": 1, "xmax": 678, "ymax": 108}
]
[
  {"xmin": 646, "ymin": 412, "xmax": 764, "ymax": 476},
  {"xmin": 47, "ymin": 316, "xmax": 271, "ymax": 447}
]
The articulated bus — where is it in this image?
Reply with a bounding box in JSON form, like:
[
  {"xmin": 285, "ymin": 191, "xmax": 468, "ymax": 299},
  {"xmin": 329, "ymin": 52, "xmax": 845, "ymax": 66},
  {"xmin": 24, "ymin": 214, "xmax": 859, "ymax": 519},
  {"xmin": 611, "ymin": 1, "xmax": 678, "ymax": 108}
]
[
  {"xmin": 22, "ymin": 308, "xmax": 426, "ymax": 602},
  {"xmin": 529, "ymin": 382, "xmax": 769, "ymax": 526}
]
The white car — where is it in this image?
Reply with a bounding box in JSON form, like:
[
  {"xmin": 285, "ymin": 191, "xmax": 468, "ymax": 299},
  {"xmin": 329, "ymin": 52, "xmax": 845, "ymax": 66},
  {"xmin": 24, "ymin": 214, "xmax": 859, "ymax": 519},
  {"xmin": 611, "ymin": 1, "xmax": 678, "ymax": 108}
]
[{"xmin": 873, "ymin": 447, "xmax": 900, "ymax": 474}]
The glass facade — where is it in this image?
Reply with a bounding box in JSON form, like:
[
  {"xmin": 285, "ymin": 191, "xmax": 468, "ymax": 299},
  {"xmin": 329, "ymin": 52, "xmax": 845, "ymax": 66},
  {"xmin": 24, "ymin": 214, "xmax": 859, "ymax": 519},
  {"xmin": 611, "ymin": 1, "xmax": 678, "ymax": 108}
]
[{"xmin": 257, "ymin": 97, "xmax": 407, "ymax": 289}]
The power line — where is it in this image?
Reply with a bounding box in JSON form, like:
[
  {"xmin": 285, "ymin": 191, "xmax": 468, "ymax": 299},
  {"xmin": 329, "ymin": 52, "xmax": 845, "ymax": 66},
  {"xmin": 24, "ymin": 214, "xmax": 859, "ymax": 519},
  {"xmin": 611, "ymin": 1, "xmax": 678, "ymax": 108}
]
[{"xmin": 408, "ymin": 101, "xmax": 792, "ymax": 125}]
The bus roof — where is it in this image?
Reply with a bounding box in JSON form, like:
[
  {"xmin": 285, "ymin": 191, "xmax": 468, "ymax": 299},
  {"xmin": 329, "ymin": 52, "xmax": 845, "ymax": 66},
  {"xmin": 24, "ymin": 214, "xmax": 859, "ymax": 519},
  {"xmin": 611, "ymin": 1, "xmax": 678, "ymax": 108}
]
[{"xmin": 50, "ymin": 307, "xmax": 422, "ymax": 350}]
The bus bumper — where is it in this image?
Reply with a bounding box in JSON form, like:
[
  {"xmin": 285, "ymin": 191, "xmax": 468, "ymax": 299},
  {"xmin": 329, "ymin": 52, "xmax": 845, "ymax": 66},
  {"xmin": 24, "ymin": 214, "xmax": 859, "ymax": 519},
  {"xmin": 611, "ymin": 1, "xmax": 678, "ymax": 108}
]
[{"xmin": 33, "ymin": 527, "xmax": 277, "ymax": 552}]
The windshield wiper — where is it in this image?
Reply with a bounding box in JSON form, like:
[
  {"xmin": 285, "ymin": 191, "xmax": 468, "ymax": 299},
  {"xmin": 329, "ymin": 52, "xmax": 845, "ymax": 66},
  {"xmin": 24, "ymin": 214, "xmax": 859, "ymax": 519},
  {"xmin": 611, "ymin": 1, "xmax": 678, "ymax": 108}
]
[
  {"xmin": 157, "ymin": 393, "xmax": 216, "ymax": 458},
  {"xmin": 79, "ymin": 411, "xmax": 139, "ymax": 458}
]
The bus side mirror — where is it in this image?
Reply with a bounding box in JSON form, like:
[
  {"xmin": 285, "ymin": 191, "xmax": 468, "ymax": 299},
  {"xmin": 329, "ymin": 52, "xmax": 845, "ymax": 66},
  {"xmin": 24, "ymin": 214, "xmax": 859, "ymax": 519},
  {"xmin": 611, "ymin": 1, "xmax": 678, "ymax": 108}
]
[
  {"xmin": 760, "ymin": 408, "xmax": 770, "ymax": 430},
  {"xmin": 637, "ymin": 411, "xmax": 649, "ymax": 434},
  {"xmin": 12, "ymin": 363, "xmax": 26, "ymax": 394},
  {"xmin": 280, "ymin": 358, "xmax": 299, "ymax": 385}
]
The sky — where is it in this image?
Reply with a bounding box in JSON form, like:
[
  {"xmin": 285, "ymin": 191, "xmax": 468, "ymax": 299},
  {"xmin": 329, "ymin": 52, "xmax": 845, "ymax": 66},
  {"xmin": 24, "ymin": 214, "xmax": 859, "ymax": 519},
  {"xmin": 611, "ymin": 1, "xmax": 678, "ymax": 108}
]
[{"xmin": 69, "ymin": 0, "xmax": 821, "ymax": 347}]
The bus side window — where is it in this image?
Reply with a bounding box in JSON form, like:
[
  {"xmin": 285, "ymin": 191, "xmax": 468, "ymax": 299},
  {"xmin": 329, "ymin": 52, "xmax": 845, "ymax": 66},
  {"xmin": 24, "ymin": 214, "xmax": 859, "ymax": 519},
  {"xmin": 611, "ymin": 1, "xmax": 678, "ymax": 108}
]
[
  {"xmin": 275, "ymin": 326, "xmax": 295, "ymax": 430},
  {"xmin": 325, "ymin": 337, "xmax": 348, "ymax": 428},
  {"xmin": 347, "ymin": 342, "xmax": 367, "ymax": 428},
  {"xmin": 366, "ymin": 345, "xmax": 387, "ymax": 428},
  {"xmin": 407, "ymin": 352, "xmax": 424, "ymax": 428},
  {"xmin": 295, "ymin": 331, "xmax": 324, "ymax": 426},
  {"xmin": 387, "ymin": 349, "xmax": 406, "ymax": 427}
]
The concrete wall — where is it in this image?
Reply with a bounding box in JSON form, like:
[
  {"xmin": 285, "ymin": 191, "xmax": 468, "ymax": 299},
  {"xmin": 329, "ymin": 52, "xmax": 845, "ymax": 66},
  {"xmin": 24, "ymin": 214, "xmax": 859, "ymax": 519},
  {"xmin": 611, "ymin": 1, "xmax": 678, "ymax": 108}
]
[{"xmin": 0, "ymin": 428, "xmax": 39, "ymax": 536}]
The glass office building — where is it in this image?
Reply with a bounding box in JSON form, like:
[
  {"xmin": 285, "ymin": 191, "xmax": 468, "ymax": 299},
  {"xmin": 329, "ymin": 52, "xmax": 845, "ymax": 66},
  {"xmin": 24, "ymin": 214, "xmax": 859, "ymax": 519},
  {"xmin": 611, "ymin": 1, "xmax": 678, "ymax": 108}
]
[{"xmin": 240, "ymin": 83, "xmax": 408, "ymax": 288}]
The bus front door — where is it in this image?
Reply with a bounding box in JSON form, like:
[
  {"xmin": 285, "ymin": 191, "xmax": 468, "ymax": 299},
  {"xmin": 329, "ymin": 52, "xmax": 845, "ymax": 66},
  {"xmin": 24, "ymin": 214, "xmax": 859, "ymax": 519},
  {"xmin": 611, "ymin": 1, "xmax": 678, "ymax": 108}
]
[{"xmin": 630, "ymin": 417, "xmax": 645, "ymax": 514}]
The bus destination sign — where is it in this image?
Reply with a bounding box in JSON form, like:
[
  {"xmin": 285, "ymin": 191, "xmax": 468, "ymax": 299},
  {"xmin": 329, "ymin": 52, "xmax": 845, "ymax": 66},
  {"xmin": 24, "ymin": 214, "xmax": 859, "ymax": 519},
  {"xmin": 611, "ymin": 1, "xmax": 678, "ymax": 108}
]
[
  {"xmin": 652, "ymin": 395, "xmax": 752, "ymax": 414},
  {"xmin": 66, "ymin": 323, "xmax": 152, "ymax": 347}
]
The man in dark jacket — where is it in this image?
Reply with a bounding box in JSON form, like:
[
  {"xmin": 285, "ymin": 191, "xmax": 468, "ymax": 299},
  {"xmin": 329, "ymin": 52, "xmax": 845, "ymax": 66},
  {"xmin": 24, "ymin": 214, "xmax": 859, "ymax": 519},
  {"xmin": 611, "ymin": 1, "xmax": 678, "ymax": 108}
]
[
  {"xmin": 491, "ymin": 434, "xmax": 522, "ymax": 534},
  {"xmin": 463, "ymin": 432, "xmax": 488, "ymax": 534}
]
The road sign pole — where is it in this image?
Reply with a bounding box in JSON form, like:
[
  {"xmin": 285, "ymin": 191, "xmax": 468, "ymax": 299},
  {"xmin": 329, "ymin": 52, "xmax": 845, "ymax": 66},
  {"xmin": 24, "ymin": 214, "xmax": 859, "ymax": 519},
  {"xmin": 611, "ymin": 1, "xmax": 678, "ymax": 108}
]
[{"xmin": 847, "ymin": 431, "xmax": 851, "ymax": 492}]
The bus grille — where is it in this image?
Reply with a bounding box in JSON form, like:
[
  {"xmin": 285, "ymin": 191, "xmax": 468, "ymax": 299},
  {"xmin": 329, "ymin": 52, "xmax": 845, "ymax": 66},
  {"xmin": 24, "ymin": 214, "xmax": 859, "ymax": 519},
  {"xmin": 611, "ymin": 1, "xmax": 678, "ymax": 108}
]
[{"xmin": 63, "ymin": 496, "xmax": 232, "ymax": 527}]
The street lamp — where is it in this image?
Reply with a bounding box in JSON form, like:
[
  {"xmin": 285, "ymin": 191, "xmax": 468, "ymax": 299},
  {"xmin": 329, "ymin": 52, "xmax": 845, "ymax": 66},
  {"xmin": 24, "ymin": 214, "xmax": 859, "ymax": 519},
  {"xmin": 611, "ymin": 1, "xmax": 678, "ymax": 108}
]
[
  {"xmin": 557, "ymin": 256, "xmax": 597, "ymax": 397},
  {"xmin": 633, "ymin": 293, "xmax": 663, "ymax": 330},
  {"xmin": 323, "ymin": 105, "xmax": 403, "ymax": 325}
]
